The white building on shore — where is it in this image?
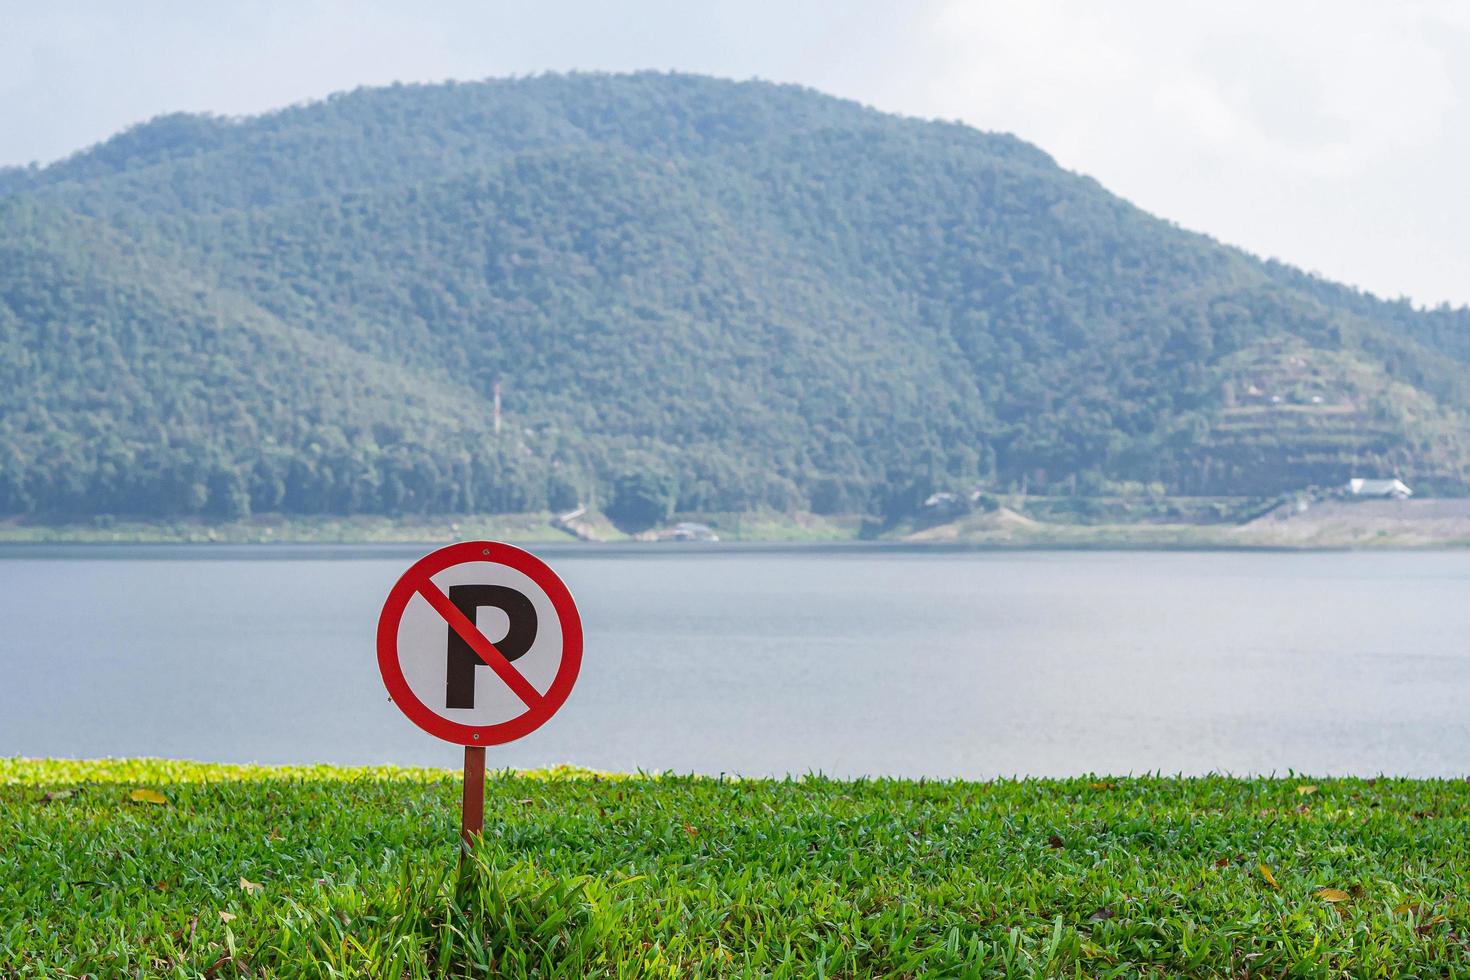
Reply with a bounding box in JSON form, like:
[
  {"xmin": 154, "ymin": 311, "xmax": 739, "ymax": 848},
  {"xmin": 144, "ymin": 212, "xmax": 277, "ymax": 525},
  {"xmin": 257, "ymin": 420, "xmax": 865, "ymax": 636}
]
[{"xmin": 1343, "ymin": 478, "xmax": 1413, "ymax": 499}]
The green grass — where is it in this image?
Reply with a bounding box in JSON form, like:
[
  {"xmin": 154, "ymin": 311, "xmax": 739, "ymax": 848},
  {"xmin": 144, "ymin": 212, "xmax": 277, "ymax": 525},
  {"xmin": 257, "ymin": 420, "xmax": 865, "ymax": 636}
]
[
  {"xmin": 6, "ymin": 504, "xmax": 1470, "ymax": 550},
  {"xmin": 3, "ymin": 760, "xmax": 1469, "ymax": 977}
]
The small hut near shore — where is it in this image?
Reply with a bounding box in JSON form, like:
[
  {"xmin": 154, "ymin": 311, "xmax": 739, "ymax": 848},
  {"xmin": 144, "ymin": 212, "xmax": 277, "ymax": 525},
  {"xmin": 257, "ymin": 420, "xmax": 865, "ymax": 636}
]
[{"xmin": 1343, "ymin": 478, "xmax": 1413, "ymax": 499}]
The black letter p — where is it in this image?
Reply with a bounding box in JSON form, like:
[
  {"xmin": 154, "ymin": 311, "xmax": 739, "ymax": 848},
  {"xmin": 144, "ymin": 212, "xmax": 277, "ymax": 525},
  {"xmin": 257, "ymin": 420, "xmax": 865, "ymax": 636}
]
[{"xmin": 445, "ymin": 585, "xmax": 538, "ymax": 709}]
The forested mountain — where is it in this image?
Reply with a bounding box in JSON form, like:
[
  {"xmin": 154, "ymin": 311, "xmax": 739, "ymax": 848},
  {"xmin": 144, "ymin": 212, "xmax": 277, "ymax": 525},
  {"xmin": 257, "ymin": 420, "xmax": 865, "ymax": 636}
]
[{"xmin": 2, "ymin": 72, "xmax": 1468, "ymax": 520}]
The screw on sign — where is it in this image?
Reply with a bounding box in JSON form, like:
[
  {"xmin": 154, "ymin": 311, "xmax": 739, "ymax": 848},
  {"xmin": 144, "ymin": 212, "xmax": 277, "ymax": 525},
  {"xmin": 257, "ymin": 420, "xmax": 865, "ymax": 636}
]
[{"xmin": 377, "ymin": 541, "xmax": 583, "ymax": 854}]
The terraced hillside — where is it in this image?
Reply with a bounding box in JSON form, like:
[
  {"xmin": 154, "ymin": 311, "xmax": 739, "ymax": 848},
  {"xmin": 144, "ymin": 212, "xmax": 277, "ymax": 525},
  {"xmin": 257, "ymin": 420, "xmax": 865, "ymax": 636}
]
[{"xmin": 1181, "ymin": 339, "xmax": 1470, "ymax": 494}]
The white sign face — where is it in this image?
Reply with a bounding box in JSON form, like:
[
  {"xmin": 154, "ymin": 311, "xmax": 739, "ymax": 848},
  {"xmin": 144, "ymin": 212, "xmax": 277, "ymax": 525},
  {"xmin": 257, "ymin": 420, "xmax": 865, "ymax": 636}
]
[
  {"xmin": 394, "ymin": 560, "xmax": 565, "ymax": 727},
  {"xmin": 376, "ymin": 541, "xmax": 583, "ymax": 745}
]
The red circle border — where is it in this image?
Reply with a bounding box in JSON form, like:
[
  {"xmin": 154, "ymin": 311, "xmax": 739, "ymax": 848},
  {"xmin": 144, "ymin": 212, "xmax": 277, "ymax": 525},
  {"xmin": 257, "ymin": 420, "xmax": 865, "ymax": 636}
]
[{"xmin": 376, "ymin": 541, "xmax": 583, "ymax": 745}]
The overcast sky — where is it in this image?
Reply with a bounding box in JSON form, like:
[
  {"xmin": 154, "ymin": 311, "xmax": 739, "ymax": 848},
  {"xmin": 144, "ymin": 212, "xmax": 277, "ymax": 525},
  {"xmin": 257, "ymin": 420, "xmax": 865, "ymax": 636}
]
[{"xmin": 2, "ymin": 0, "xmax": 1466, "ymax": 307}]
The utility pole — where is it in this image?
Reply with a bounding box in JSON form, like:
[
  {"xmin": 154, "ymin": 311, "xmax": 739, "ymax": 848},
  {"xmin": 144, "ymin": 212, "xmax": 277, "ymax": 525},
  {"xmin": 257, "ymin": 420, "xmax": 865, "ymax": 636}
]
[{"xmin": 493, "ymin": 380, "xmax": 502, "ymax": 436}]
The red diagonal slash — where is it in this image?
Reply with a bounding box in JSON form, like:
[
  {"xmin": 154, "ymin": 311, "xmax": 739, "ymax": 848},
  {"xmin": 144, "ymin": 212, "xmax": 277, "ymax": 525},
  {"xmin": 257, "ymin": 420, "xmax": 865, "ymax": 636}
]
[{"xmin": 411, "ymin": 573, "xmax": 544, "ymax": 710}]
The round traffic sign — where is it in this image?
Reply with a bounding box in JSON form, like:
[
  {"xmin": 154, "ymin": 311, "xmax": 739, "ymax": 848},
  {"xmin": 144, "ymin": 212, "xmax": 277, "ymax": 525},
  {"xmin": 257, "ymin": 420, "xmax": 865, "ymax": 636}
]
[{"xmin": 376, "ymin": 541, "xmax": 582, "ymax": 745}]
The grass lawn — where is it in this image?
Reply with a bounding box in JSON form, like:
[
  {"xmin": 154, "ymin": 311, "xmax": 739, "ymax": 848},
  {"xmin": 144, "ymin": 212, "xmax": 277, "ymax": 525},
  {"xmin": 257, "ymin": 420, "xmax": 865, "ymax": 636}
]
[{"xmin": 3, "ymin": 759, "xmax": 1468, "ymax": 978}]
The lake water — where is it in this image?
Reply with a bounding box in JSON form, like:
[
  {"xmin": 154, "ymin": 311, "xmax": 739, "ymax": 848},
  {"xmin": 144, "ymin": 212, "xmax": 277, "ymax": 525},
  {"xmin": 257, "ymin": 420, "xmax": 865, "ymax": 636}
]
[{"xmin": 1, "ymin": 544, "xmax": 1467, "ymax": 778}]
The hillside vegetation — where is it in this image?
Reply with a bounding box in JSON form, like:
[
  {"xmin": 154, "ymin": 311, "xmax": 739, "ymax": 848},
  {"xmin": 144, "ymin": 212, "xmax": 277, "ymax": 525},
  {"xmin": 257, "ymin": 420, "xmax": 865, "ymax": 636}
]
[
  {"xmin": 3, "ymin": 73, "xmax": 1468, "ymax": 521},
  {"xmin": 6, "ymin": 758, "xmax": 1470, "ymax": 977}
]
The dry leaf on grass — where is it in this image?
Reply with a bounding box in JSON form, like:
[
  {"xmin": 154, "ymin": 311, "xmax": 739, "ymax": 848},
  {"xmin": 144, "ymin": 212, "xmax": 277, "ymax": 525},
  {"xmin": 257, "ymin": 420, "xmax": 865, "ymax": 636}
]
[
  {"xmin": 1416, "ymin": 916, "xmax": 1448, "ymax": 936},
  {"xmin": 239, "ymin": 877, "xmax": 264, "ymax": 895},
  {"xmin": 1314, "ymin": 887, "xmax": 1351, "ymax": 902},
  {"xmin": 1258, "ymin": 863, "xmax": 1280, "ymax": 890},
  {"xmin": 204, "ymin": 953, "xmax": 234, "ymax": 978},
  {"xmin": 40, "ymin": 789, "xmax": 74, "ymax": 802},
  {"xmin": 129, "ymin": 789, "xmax": 168, "ymax": 805},
  {"xmin": 218, "ymin": 911, "xmax": 236, "ymax": 923},
  {"xmin": 1296, "ymin": 785, "xmax": 1318, "ymax": 796}
]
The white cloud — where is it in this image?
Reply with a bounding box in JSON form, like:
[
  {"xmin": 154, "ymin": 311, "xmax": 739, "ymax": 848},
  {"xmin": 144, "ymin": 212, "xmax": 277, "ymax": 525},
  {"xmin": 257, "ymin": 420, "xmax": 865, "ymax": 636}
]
[{"xmin": 910, "ymin": 0, "xmax": 1470, "ymax": 304}]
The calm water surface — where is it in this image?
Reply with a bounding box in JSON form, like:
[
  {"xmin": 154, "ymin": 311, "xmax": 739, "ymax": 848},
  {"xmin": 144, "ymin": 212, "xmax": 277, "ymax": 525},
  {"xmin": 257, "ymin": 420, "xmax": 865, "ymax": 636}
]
[{"xmin": 1, "ymin": 545, "xmax": 1466, "ymax": 777}]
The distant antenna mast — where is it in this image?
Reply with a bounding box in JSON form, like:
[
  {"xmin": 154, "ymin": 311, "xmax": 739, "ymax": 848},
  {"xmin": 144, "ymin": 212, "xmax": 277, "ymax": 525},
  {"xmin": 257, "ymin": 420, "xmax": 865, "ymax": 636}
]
[{"xmin": 493, "ymin": 380, "xmax": 502, "ymax": 436}]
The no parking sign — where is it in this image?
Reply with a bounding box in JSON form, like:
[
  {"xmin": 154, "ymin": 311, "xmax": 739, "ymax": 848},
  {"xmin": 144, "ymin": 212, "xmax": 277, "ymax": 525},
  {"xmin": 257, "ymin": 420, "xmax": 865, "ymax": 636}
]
[
  {"xmin": 376, "ymin": 541, "xmax": 583, "ymax": 849},
  {"xmin": 377, "ymin": 541, "xmax": 583, "ymax": 744}
]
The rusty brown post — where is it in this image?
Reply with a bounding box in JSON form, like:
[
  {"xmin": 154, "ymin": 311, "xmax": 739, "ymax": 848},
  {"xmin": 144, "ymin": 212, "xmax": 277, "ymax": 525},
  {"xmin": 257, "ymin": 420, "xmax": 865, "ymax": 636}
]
[{"xmin": 460, "ymin": 745, "xmax": 486, "ymax": 860}]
